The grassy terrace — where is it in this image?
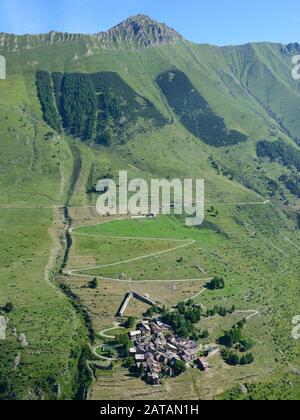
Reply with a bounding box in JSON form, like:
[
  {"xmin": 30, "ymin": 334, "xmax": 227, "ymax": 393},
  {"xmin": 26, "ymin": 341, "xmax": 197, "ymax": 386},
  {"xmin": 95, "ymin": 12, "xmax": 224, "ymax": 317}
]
[
  {"xmin": 66, "ymin": 205, "xmax": 300, "ymax": 399},
  {"xmin": 69, "ymin": 216, "xmax": 225, "ymax": 281}
]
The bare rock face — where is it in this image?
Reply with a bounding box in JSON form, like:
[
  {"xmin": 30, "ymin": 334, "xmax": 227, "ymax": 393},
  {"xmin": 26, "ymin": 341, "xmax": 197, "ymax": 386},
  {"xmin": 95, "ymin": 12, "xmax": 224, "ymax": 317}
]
[
  {"xmin": 13, "ymin": 353, "xmax": 21, "ymax": 371},
  {"xmin": 18, "ymin": 333, "xmax": 29, "ymax": 348},
  {"xmin": 0, "ymin": 316, "xmax": 8, "ymax": 340},
  {"xmin": 96, "ymin": 15, "xmax": 183, "ymax": 49}
]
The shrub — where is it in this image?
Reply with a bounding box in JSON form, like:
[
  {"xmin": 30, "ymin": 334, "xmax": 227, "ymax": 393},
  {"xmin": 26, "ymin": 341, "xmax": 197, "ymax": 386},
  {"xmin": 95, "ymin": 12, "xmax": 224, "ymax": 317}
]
[
  {"xmin": 124, "ymin": 317, "xmax": 136, "ymax": 329},
  {"xmin": 88, "ymin": 278, "xmax": 98, "ymax": 289},
  {"xmin": 208, "ymin": 276, "xmax": 225, "ymax": 290},
  {"xmin": 173, "ymin": 360, "xmax": 186, "ymax": 376},
  {"xmin": 2, "ymin": 302, "xmax": 14, "ymax": 313}
]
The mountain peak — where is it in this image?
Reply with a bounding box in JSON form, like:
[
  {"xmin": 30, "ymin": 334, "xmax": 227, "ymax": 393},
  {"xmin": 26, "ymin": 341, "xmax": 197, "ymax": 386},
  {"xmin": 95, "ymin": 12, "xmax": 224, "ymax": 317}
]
[
  {"xmin": 96, "ymin": 14, "xmax": 183, "ymax": 49},
  {"xmin": 122, "ymin": 14, "xmax": 158, "ymax": 23}
]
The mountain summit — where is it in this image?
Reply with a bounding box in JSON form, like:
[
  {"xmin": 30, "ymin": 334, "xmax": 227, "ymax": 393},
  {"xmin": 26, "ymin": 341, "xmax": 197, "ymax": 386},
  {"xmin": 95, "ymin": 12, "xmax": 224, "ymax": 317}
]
[
  {"xmin": 96, "ymin": 14, "xmax": 183, "ymax": 49},
  {"xmin": 0, "ymin": 14, "xmax": 182, "ymax": 51}
]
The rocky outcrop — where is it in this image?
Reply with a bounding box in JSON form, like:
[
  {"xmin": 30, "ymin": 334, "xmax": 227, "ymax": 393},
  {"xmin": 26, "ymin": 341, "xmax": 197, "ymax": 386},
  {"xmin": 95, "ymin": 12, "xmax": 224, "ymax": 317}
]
[
  {"xmin": 0, "ymin": 316, "xmax": 8, "ymax": 340},
  {"xmin": 95, "ymin": 14, "xmax": 182, "ymax": 49},
  {"xmin": 0, "ymin": 15, "xmax": 183, "ymax": 51}
]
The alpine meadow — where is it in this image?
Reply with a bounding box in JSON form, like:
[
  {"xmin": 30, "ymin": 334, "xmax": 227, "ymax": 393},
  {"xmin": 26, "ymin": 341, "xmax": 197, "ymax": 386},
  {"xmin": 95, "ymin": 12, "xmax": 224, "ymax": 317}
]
[{"xmin": 0, "ymin": 12, "xmax": 300, "ymax": 401}]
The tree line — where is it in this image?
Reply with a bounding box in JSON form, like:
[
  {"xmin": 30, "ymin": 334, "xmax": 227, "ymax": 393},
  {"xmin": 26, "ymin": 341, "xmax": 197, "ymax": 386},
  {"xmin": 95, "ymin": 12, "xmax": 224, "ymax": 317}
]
[
  {"xmin": 219, "ymin": 320, "xmax": 255, "ymax": 366},
  {"xmin": 161, "ymin": 300, "xmax": 202, "ymax": 339},
  {"xmin": 257, "ymin": 139, "xmax": 300, "ymax": 172}
]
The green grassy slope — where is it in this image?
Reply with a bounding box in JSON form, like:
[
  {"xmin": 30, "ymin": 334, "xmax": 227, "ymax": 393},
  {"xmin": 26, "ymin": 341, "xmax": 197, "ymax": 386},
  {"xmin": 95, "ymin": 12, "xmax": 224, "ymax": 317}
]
[
  {"xmin": 0, "ymin": 208, "xmax": 85, "ymax": 399},
  {"xmin": 0, "ymin": 19, "xmax": 300, "ymax": 400},
  {"xmin": 0, "ymin": 69, "xmax": 89, "ymax": 399},
  {"xmin": 72, "ymin": 207, "xmax": 300, "ymax": 400}
]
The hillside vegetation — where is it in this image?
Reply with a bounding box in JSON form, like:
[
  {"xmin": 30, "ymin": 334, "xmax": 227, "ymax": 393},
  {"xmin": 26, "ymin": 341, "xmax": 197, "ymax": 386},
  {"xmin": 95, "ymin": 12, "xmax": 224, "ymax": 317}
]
[
  {"xmin": 157, "ymin": 69, "xmax": 248, "ymax": 147},
  {"xmin": 36, "ymin": 70, "xmax": 167, "ymax": 145},
  {"xmin": 0, "ymin": 14, "xmax": 300, "ymax": 400}
]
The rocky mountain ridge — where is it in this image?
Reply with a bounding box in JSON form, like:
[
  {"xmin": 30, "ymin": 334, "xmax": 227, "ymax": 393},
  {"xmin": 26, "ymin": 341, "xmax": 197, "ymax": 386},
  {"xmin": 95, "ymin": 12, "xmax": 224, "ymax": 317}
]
[{"xmin": 0, "ymin": 15, "xmax": 183, "ymax": 51}]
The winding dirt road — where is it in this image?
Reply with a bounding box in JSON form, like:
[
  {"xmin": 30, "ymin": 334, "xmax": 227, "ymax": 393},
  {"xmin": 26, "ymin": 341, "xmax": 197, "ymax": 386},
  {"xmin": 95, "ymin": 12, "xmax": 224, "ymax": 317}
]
[
  {"xmin": 66, "ymin": 218, "xmax": 206, "ymax": 283},
  {"xmin": 68, "ymin": 217, "xmax": 260, "ymax": 366},
  {"xmin": 66, "ymin": 217, "xmax": 260, "ymax": 320}
]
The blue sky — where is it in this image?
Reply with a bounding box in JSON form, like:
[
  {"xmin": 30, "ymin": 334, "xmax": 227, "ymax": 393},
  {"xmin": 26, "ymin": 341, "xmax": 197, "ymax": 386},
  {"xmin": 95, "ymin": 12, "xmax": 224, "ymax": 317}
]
[{"xmin": 0, "ymin": 0, "xmax": 299, "ymax": 45}]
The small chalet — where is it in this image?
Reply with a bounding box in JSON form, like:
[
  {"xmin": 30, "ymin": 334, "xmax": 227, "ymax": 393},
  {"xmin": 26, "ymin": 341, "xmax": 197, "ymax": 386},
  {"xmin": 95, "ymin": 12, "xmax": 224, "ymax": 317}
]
[
  {"xmin": 138, "ymin": 322, "xmax": 151, "ymax": 335},
  {"xmin": 147, "ymin": 373, "xmax": 160, "ymax": 386},
  {"xmin": 196, "ymin": 358, "xmax": 209, "ymax": 372},
  {"xmin": 135, "ymin": 354, "xmax": 145, "ymax": 362},
  {"xmin": 129, "ymin": 330, "xmax": 142, "ymax": 340}
]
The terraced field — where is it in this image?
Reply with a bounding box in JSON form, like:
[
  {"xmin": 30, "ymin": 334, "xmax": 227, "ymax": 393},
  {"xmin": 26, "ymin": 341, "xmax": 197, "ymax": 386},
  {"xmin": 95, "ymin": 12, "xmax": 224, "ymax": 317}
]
[
  {"xmin": 68, "ymin": 217, "xmax": 206, "ymax": 281},
  {"xmin": 63, "ymin": 204, "xmax": 300, "ymax": 400}
]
